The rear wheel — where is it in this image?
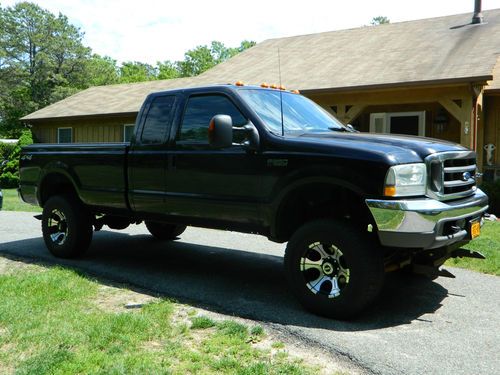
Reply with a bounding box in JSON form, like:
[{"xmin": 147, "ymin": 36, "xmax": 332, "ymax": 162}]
[
  {"xmin": 284, "ymin": 219, "xmax": 384, "ymax": 319},
  {"xmin": 41, "ymin": 195, "xmax": 93, "ymax": 258},
  {"xmin": 145, "ymin": 221, "xmax": 186, "ymax": 240}
]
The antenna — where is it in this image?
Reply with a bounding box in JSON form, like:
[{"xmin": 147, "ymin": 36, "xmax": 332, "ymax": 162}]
[{"xmin": 278, "ymin": 48, "xmax": 284, "ymax": 136}]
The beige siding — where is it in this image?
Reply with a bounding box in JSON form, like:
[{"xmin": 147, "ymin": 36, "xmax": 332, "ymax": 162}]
[{"xmin": 32, "ymin": 115, "xmax": 137, "ymax": 143}]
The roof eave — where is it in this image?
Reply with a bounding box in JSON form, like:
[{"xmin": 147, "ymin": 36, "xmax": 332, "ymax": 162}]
[
  {"xmin": 21, "ymin": 111, "xmax": 139, "ymax": 123},
  {"xmin": 301, "ymin": 76, "xmax": 493, "ymax": 95}
]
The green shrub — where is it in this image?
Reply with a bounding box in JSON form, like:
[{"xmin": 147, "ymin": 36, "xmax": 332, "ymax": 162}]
[
  {"xmin": 0, "ymin": 130, "xmax": 33, "ymax": 189},
  {"xmin": 0, "ymin": 142, "xmax": 16, "ymax": 160},
  {"xmin": 480, "ymin": 180, "xmax": 500, "ymax": 216}
]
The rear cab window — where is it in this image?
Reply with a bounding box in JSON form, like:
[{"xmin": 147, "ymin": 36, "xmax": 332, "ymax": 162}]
[{"xmin": 139, "ymin": 95, "xmax": 177, "ymax": 144}]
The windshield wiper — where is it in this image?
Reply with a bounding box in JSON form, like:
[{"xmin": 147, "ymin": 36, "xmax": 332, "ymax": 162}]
[{"xmin": 328, "ymin": 125, "xmax": 358, "ymax": 133}]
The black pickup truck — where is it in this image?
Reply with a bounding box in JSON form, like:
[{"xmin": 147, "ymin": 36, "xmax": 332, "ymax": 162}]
[{"xmin": 19, "ymin": 84, "xmax": 488, "ymax": 318}]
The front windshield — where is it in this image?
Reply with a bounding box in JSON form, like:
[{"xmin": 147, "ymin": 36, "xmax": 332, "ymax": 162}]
[{"xmin": 238, "ymin": 88, "xmax": 345, "ymax": 135}]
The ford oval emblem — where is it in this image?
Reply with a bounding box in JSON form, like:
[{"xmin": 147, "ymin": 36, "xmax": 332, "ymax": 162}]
[{"xmin": 462, "ymin": 172, "xmax": 472, "ymax": 181}]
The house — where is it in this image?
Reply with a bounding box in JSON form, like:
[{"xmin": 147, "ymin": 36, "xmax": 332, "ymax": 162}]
[{"xmin": 22, "ymin": 9, "xmax": 500, "ymax": 176}]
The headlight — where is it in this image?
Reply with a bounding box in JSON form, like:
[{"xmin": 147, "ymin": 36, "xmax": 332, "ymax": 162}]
[{"xmin": 384, "ymin": 163, "xmax": 427, "ymax": 197}]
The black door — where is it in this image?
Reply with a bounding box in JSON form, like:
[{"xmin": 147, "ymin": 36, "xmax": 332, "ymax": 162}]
[
  {"xmin": 128, "ymin": 95, "xmax": 177, "ymax": 214},
  {"xmin": 390, "ymin": 115, "xmax": 420, "ymax": 136},
  {"xmin": 164, "ymin": 93, "xmax": 264, "ymax": 228}
]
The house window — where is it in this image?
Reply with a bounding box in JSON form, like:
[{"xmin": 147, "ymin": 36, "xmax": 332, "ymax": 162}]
[
  {"xmin": 57, "ymin": 128, "xmax": 72, "ymax": 143},
  {"xmin": 123, "ymin": 124, "xmax": 135, "ymax": 142},
  {"xmin": 369, "ymin": 111, "xmax": 426, "ymax": 137}
]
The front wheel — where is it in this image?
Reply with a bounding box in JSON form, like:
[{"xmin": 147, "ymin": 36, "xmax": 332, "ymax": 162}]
[
  {"xmin": 145, "ymin": 221, "xmax": 186, "ymax": 240},
  {"xmin": 41, "ymin": 195, "xmax": 93, "ymax": 258},
  {"xmin": 284, "ymin": 219, "xmax": 384, "ymax": 319}
]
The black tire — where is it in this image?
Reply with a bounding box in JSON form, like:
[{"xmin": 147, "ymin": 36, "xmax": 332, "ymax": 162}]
[
  {"xmin": 284, "ymin": 219, "xmax": 384, "ymax": 319},
  {"xmin": 145, "ymin": 221, "xmax": 186, "ymax": 240},
  {"xmin": 41, "ymin": 195, "xmax": 93, "ymax": 258}
]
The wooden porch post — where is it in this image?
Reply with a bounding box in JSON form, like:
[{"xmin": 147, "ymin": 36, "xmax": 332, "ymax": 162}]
[
  {"xmin": 475, "ymin": 91, "xmax": 484, "ymax": 169},
  {"xmin": 438, "ymin": 96, "xmax": 474, "ymax": 150}
]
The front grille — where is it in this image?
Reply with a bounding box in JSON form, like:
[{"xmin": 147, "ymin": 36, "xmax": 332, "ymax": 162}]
[{"xmin": 425, "ymin": 151, "xmax": 477, "ymax": 201}]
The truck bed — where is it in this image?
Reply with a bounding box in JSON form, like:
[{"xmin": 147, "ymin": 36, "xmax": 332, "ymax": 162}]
[{"xmin": 20, "ymin": 143, "xmax": 129, "ymax": 211}]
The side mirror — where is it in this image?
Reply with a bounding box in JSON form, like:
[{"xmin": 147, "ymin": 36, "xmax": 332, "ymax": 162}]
[
  {"xmin": 346, "ymin": 124, "xmax": 359, "ymax": 133},
  {"xmin": 208, "ymin": 115, "xmax": 233, "ymax": 148},
  {"xmin": 237, "ymin": 124, "xmax": 260, "ymax": 151}
]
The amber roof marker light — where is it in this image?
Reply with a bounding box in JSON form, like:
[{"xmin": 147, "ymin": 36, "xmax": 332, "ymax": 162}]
[{"xmin": 235, "ymin": 81, "xmax": 245, "ymax": 86}]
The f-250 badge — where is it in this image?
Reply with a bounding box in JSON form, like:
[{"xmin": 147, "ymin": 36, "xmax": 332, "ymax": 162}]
[{"xmin": 267, "ymin": 159, "xmax": 288, "ymax": 167}]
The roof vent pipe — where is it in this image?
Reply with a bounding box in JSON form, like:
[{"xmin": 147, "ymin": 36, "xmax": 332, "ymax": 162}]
[{"xmin": 472, "ymin": 0, "xmax": 483, "ymax": 24}]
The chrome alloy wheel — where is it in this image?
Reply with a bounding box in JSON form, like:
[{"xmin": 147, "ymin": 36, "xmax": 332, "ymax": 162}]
[
  {"xmin": 47, "ymin": 209, "xmax": 68, "ymax": 245},
  {"xmin": 300, "ymin": 242, "xmax": 350, "ymax": 298}
]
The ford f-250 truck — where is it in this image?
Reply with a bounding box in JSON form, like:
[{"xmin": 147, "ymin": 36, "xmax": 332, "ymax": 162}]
[{"xmin": 19, "ymin": 84, "xmax": 489, "ymax": 319}]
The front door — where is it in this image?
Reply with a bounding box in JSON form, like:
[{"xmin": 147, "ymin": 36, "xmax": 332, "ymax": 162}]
[
  {"xmin": 164, "ymin": 93, "xmax": 264, "ymax": 228},
  {"xmin": 370, "ymin": 111, "xmax": 425, "ymax": 136}
]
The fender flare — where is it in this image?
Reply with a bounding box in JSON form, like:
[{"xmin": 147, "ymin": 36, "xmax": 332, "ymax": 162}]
[
  {"xmin": 37, "ymin": 162, "xmax": 82, "ymax": 205},
  {"xmin": 269, "ymin": 175, "xmax": 367, "ymax": 240}
]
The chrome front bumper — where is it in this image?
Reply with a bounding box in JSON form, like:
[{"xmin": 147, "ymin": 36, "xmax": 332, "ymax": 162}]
[{"xmin": 366, "ymin": 189, "xmax": 489, "ymax": 249}]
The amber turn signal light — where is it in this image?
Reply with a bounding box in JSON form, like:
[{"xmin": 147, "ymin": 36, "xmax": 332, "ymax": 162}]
[{"xmin": 384, "ymin": 186, "xmax": 396, "ymax": 196}]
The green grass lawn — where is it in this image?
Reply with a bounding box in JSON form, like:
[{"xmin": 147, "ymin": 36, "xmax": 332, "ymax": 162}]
[
  {"xmin": 1, "ymin": 188, "xmax": 41, "ymax": 212},
  {"xmin": 446, "ymin": 221, "xmax": 500, "ymax": 276},
  {"xmin": 0, "ymin": 266, "xmax": 318, "ymax": 374}
]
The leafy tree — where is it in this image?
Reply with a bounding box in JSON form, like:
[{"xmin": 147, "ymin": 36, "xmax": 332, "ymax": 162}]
[
  {"xmin": 177, "ymin": 44, "xmax": 215, "ymax": 77},
  {"xmin": 119, "ymin": 61, "xmax": 156, "ymax": 83},
  {"xmin": 371, "ymin": 16, "xmax": 390, "ymax": 25},
  {"xmin": 84, "ymin": 54, "xmax": 120, "ymax": 86},
  {"xmin": 237, "ymin": 40, "xmax": 257, "ymax": 52},
  {"xmin": 0, "ymin": 1, "xmax": 256, "ymax": 137},
  {"xmin": 0, "ymin": 2, "xmax": 92, "ymax": 137},
  {"xmin": 157, "ymin": 60, "xmax": 180, "ymax": 80},
  {"xmin": 177, "ymin": 40, "xmax": 256, "ymax": 77}
]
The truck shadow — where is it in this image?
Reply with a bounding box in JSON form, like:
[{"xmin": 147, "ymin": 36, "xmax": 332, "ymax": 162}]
[{"xmin": 0, "ymin": 231, "xmax": 449, "ymax": 331}]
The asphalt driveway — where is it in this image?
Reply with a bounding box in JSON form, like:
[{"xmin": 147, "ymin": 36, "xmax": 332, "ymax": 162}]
[{"xmin": 1, "ymin": 211, "xmax": 499, "ymax": 375}]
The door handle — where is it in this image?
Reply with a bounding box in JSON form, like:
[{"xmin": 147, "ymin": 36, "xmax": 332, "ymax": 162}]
[{"xmin": 168, "ymin": 154, "xmax": 176, "ymax": 171}]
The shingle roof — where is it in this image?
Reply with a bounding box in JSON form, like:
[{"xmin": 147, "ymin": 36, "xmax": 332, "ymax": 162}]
[
  {"xmin": 485, "ymin": 56, "xmax": 500, "ymax": 92},
  {"xmin": 22, "ymin": 77, "xmax": 201, "ymax": 121},
  {"xmin": 23, "ymin": 9, "xmax": 500, "ymax": 121},
  {"xmin": 198, "ymin": 9, "xmax": 500, "ymax": 92}
]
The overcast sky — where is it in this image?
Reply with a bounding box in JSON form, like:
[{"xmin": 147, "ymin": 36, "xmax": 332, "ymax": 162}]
[{"xmin": 1, "ymin": 0, "xmax": 499, "ymax": 64}]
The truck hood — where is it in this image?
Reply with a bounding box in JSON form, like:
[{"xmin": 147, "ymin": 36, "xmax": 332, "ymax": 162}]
[{"xmin": 286, "ymin": 132, "xmax": 468, "ymax": 165}]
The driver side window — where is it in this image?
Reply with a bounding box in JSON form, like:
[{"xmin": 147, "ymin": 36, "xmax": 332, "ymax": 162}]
[{"xmin": 178, "ymin": 94, "xmax": 246, "ymax": 143}]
